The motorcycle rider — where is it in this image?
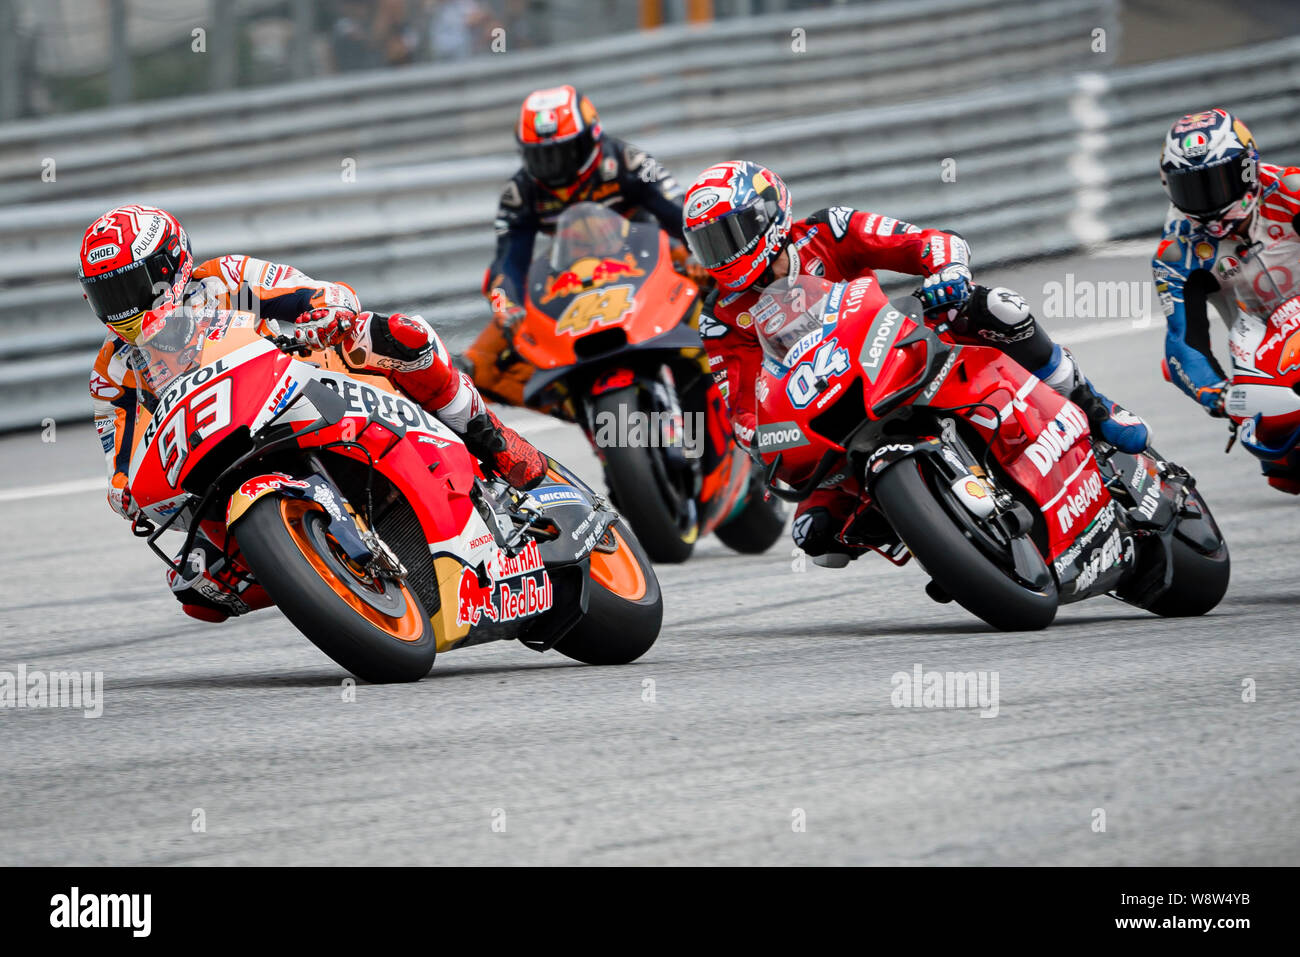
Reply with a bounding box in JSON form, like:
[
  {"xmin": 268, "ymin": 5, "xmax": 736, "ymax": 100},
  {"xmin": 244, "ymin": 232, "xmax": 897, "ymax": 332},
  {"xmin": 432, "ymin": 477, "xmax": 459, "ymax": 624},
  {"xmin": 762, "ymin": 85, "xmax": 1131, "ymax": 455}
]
[
  {"xmin": 1153, "ymin": 108, "xmax": 1300, "ymax": 492},
  {"xmin": 683, "ymin": 160, "xmax": 1150, "ymax": 563},
  {"xmin": 462, "ymin": 85, "xmax": 693, "ymax": 404},
  {"xmin": 81, "ymin": 203, "xmax": 547, "ymax": 622}
]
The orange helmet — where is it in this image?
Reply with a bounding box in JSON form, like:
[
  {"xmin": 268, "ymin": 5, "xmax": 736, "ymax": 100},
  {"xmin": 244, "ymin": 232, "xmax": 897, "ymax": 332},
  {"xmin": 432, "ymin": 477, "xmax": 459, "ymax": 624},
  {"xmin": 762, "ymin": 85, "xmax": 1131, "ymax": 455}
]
[{"xmin": 516, "ymin": 86, "xmax": 602, "ymax": 189}]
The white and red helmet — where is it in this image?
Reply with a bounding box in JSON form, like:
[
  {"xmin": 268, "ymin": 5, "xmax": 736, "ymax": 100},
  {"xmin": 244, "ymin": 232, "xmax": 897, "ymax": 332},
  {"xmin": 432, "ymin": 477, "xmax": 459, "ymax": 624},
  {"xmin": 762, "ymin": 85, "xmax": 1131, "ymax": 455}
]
[
  {"xmin": 683, "ymin": 161, "xmax": 792, "ymax": 292},
  {"xmin": 78, "ymin": 204, "xmax": 193, "ymax": 343}
]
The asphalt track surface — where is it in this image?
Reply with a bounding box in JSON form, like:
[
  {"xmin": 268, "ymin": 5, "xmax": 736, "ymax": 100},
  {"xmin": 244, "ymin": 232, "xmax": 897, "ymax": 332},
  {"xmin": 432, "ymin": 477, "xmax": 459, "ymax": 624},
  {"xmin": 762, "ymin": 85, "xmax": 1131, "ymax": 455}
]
[{"xmin": 2, "ymin": 249, "xmax": 1296, "ymax": 865}]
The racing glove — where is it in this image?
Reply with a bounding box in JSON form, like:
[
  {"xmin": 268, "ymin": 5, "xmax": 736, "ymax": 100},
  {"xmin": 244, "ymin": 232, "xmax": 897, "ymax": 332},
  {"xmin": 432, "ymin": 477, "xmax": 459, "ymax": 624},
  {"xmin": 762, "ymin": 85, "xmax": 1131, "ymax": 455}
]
[
  {"xmin": 107, "ymin": 472, "xmax": 139, "ymax": 521},
  {"xmin": 1197, "ymin": 380, "xmax": 1229, "ymax": 418},
  {"xmin": 292, "ymin": 307, "xmax": 362, "ymax": 349},
  {"xmin": 920, "ymin": 263, "xmax": 974, "ymax": 317}
]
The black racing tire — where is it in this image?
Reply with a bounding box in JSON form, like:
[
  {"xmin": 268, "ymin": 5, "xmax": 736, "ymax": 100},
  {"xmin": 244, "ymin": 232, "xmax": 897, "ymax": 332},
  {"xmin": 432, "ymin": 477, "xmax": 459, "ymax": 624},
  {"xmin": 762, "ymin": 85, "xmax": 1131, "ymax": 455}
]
[
  {"xmin": 1148, "ymin": 492, "xmax": 1230, "ymax": 617},
  {"xmin": 592, "ymin": 388, "xmax": 697, "ymax": 564},
  {"xmin": 234, "ymin": 495, "xmax": 436, "ymax": 683},
  {"xmin": 554, "ymin": 519, "xmax": 663, "ymax": 665},
  {"xmin": 874, "ymin": 457, "xmax": 1058, "ymax": 631},
  {"xmin": 714, "ymin": 474, "xmax": 788, "ymax": 554}
]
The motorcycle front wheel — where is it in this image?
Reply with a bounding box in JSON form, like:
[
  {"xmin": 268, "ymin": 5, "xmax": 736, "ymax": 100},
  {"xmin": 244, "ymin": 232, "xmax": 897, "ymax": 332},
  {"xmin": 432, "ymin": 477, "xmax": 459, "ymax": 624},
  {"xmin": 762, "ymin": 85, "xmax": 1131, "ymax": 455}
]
[
  {"xmin": 234, "ymin": 495, "xmax": 436, "ymax": 682},
  {"xmin": 554, "ymin": 518, "xmax": 663, "ymax": 664},
  {"xmin": 874, "ymin": 457, "xmax": 1058, "ymax": 631}
]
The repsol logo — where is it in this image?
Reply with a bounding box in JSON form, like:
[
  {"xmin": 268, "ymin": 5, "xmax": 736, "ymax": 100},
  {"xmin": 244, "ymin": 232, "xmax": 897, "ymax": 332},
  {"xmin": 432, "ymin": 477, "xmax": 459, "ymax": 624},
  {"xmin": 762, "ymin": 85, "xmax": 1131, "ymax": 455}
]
[
  {"xmin": 1025, "ymin": 403, "xmax": 1090, "ymax": 477},
  {"xmin": 317, "ymin": 374, "xmax": 443, "ymax": 433},
  {"xmin": 141, "ymin": 358, "xmax": 229, "ymax": 447}
]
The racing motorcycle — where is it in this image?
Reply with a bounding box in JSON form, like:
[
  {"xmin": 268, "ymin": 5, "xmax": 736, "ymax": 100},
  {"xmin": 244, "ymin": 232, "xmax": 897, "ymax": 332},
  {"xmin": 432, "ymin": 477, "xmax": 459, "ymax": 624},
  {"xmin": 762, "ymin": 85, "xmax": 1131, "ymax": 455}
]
[
  {"xmin": 511, "ymin": 202, "xmax": 785, "ymax": 563},
  {"xmin": 1194, "ymin": 292, "xmax": 1300, "ymax": 490},
  {"xmin": 125, "ymin": 308, "xmax": 662, "ymax": 683},
  {"xmin": 750, "ymin": 275, "xmax": 1229, "ymax": 631}
]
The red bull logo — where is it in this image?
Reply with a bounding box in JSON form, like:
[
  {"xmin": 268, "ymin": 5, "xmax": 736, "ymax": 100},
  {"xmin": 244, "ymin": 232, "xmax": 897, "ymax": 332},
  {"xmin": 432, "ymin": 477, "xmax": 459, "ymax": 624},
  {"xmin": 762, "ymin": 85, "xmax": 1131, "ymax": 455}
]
[
  {"xmin": 456, "ymin": 568, "xmax": 498, "ymax": 626},
  {"xmin": 238, "ymin": 474, "xmax": 311, "ymax": 499},
  {"xmin": 540, "ymin": 255, "xmax": 644, "ymax": 303},
  {"xmin": 456, "ymin": 548, "xmax": 554, "ymax": 628}
]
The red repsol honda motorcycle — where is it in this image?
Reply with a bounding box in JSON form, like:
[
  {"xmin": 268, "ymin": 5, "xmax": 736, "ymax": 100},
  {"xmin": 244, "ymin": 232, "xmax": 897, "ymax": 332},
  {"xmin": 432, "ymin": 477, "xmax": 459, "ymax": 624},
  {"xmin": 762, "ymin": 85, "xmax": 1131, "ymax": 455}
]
[
  {"xmin": 750, "ymin": 275, "xmax": 1229, "ymax": 631},
  {"xmin": 125, "ymin": 309, "xmax": 662, "ymax": 682},
  {"xmin": 511, "ymin": 202, "xmax": 786, "ymax": 563}
]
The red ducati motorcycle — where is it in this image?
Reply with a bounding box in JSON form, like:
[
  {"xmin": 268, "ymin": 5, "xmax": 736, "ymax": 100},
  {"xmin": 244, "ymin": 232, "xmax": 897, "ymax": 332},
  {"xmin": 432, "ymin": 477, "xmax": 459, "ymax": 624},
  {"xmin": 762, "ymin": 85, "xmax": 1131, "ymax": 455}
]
[
  {"xmin": 751, "ymin": 275, "xmax": 1229, "ymax": 630},
  {"xmin": 125, "ymin": 309, "xmax": 662, "ymax": 682},
  {"xmin": 512, "ymin": 203, "xmax": 786, "ymax": 563}
]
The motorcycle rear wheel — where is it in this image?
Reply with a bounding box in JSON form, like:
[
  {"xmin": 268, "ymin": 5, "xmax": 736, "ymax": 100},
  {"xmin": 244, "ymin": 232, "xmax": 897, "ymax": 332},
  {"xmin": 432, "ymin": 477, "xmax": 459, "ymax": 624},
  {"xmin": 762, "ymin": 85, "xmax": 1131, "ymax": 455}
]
[
  {"xmin": 234, "ymin": 496, "xmax": 436, "ymax": 682},
  {"xmin": 1148, "ymin": 490, "xmax": 1230, "ymax": 617},
  {"xmin": 874, "ymin": 457, "xmax": 1058, "ymax": 631},
  {"xmin": 593, "ymin": 388, "xmax": 697, "ymax": 564}
]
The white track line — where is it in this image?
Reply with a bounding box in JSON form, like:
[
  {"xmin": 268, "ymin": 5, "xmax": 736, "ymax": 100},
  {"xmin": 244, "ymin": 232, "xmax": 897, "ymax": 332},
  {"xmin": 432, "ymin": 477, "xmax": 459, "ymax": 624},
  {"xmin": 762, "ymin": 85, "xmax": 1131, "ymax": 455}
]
[{"xmin": 0, "ymin": 477, "xmax": 104, "ymax": 502}]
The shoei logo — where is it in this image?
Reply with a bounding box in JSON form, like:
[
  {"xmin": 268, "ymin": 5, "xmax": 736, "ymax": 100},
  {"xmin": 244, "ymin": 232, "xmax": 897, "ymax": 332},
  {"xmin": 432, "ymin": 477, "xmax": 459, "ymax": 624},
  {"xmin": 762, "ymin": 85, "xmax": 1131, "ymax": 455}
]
[
  {"xmin": 85, "ymin": 243, "xmax": 120, "ymax": 264},
  {"xmin": 1025, "ymin": 403, "xmax": 1090, "ymax": 477}
]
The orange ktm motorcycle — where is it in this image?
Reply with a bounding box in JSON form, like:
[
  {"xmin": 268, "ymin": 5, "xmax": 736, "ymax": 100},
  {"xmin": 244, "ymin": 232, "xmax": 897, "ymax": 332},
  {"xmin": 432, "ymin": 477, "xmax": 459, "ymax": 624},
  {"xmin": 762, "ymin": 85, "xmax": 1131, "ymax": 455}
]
[
  {"xmin": 511, "ymin": 202, "xmax": 786, "ymax": 563},
  {"xmin": 124, "ymin": 308, "xmax": 662, "ymax": 683}
]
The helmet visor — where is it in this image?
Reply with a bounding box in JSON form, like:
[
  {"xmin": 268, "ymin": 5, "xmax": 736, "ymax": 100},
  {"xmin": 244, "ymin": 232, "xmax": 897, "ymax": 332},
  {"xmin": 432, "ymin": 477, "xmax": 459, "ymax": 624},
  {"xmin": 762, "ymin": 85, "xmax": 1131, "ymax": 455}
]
[
  {"xmin": 686, "ymin": 205, "xmax": 769, "ymax": 270},
  {"xmin": 80, "ymin": 247, "xmax": 183, "ymax": 342},
  {"xmin": 1166, "ymin": 155, "xmax": 1253, "ymax": 217},
  {"xmin": 522, "ymin": 133, "xmax": 593, "ymax": 187}
]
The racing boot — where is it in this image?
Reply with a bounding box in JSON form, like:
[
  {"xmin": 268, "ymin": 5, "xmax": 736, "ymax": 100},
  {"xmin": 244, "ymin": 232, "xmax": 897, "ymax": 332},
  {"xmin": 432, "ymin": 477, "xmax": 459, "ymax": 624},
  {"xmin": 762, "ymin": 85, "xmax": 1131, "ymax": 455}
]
[
  {"xmin": 792, "ymin": 503, "xmax": 869, "ymax": 567},
  {"xmin": 460, "ymin": 406, "xmax": 548, "ymax": 490},
  {"xmin": 166, "ymin": 537, "xmax": 271, "ymax": 623},
  {"xmin": 1035, "ymin": 345, "xmax": 1150, "ymax": 453}
]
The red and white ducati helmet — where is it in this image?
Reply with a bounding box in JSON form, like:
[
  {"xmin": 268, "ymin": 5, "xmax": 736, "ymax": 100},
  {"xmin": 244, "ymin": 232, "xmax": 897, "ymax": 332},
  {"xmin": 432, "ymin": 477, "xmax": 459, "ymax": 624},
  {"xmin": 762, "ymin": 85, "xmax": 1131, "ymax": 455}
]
[
  {"xmin": 78, "ymin": 204, "xmax": 193, "ymax": 343},
  {"xmin": 683, "ymin": 160, "xmax": 792, "ymax": 292}
]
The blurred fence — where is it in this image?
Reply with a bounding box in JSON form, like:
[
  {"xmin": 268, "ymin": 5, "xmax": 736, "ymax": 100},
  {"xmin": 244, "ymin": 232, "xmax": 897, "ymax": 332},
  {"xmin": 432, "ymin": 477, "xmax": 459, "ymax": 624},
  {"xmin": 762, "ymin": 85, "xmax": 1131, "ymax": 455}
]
[{"xmin": 3, "ymin": 3, "xmax": 1299, "ymax": 431}]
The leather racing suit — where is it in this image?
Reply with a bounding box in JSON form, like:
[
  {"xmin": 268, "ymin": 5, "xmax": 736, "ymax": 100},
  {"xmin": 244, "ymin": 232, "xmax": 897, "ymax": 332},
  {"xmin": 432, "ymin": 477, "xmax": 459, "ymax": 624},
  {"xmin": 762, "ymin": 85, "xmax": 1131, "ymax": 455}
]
[
  {"xmin": 91, "ymin": 254, "xmax": 540, "ymax": 620},
  {"xmin": 702, "ymin": 207, "xmax": 1095, "ymax": 560}
]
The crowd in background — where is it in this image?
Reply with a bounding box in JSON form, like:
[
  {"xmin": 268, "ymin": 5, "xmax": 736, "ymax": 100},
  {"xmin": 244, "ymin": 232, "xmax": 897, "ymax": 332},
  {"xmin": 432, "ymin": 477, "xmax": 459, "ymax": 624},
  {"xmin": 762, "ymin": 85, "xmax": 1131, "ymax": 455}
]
[{"xmin": 330, "ymin": 0, "xmax": 521, "ymax": 70}]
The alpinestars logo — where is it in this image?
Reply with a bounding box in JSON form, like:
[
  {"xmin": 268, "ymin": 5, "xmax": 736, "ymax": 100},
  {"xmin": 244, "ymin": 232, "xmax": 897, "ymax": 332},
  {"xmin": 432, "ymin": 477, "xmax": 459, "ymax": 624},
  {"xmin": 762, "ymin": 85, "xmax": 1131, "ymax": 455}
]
[
  {"xmin": 1025, "ymin": 403, "xmax": 1090, "ymax": 477},
  {"xmin": 826, "ymin": 206, "xmax": 853, "ymax": 240}
]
